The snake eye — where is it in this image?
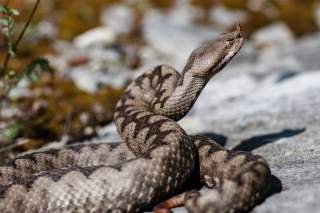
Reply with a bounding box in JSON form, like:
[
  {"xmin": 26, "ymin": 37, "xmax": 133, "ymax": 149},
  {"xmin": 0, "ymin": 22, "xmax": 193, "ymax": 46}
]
[{"xmin": 225, "ymin": 39, "xmax": 233, "ymax": 45}]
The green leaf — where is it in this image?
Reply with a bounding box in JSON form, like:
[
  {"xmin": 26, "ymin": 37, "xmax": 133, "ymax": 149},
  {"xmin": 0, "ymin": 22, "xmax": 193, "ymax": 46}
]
[
  {"xmin": 0, "ymin": 19, "xmax": 7, "ymax": 26},
  {"xmin": 8, "ymin": 70, "xmax": 16, "ymax": 79},
  {"xmin": 37, "ymin": 59, "xmax": 54, "ymax": 74},
  {"xmin": 0, "ymin": 5, "xmax": 8, "ymax": 14},
  {"xmin": 0, "ymin": 123, "xmax": 24, "ymax": 144},
  {"xmin": 0, "ymin": 16, "xmax": 15, "ymax": 38},
  {"xmin": 0, "ymin": 6, "xmax": 19, "ymax": 16},
  {"xmin": 10, "ymin": 9, "xmax": 19, "ymax": 16},
  {"xmin": 29, "ymin": 72, "xmax": 39, "ymax": 82},
  {"xmin": 8, "ymin": 48, "xmax": 16, "ymax": 57},
  {"xmin": 23, "ymin": 58, "xmax": 54, "ymax": 83}
]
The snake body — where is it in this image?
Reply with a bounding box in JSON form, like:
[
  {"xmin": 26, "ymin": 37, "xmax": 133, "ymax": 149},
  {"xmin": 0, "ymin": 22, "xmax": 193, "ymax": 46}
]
[{"xmin": 0, "ymin": 26, "xmax": 271, "ymax": 213}]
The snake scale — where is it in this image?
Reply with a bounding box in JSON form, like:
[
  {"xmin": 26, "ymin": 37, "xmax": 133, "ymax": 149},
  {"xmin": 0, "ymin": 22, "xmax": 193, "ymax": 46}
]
[{"xmin": 0, "ymin": 26, "xmax": 271, "ymax": 213}]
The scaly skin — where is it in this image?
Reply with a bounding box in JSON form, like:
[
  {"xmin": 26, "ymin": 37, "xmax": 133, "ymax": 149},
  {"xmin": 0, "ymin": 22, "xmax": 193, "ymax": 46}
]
[
  {"xmin": 186, "ymin": 136, "xmax": 271, "ymax": 213},
  {"xmin": 0, "ymin": 26, "xmax": 271, "ymax": 213}
]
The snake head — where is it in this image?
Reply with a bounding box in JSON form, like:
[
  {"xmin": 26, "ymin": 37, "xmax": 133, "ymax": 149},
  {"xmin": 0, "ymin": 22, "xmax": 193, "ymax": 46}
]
[{"xmin": 183, "ymin": 24, "xmax": 244, "ymax": 78}]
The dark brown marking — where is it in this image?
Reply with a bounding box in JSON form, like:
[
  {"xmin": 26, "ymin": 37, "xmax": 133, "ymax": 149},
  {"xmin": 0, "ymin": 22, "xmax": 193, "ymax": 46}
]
[{"xmin": 80, "ymin": 166, "xmax": 105, "ymax": 177}]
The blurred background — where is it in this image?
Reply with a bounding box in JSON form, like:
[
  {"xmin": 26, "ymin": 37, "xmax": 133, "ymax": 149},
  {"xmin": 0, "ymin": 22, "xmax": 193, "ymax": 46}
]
[{"xmin": 1, "ymin": 0, "xmax": 320, "ymax": 212}]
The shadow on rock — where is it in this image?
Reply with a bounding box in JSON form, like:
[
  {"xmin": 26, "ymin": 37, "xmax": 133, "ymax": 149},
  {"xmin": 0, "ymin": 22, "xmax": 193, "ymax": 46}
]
[
  {"xmin": 269, "ymin": 175, "xmax": 283, "ymax": 195},
  {"xmin": 276, "ymin": 70, "xmax": 300, "ymax": 83},
  {"xmin": 233, "ymin": 128, "xmax": 306, "ymax": 152}
]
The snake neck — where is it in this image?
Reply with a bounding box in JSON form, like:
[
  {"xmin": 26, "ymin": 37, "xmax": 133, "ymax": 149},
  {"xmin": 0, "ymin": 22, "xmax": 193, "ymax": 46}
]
[{"xmin": 154, "ymin": 70, "xmax": 208, "ymax": 121}]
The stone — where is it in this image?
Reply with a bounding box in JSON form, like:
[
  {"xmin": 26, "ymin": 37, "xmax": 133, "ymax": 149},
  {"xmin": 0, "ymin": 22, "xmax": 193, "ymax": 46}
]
[
  {"xmin": 143, "ymin": 8, "xmax": 218, "ymax": 70},
  {"xmin": 253, "ymin": 184, "xmax": 320, "ymax": 213},
  {"xmin": 74, "ymin": 26, "xmax": 116, "ymax": 48},
  {"xmin": 252, "ymin": 22, "xmax": 295, "ymax": 54},
  {"xmin": 210, "ymin": 5, "xmax": 247, "ymax": 28},
  {"xmin": 288, "ymin": 33, "xmax": 320, "ymax": 71},
  {"xmin": 100, "ymin": 5, "xmax": 135, "ymax": 35}
]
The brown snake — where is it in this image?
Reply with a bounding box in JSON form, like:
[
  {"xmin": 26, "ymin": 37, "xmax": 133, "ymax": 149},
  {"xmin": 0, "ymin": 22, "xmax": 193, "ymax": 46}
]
[{"xmin": 0, "ymin": 26, "xmax": 271, "ymax": 213}]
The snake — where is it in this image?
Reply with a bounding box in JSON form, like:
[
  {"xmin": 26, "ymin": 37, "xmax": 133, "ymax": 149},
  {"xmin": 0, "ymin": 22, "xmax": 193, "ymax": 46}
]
[{"xmin": 0, "ymin": 25, "xmax": 271, "ymax": 213}]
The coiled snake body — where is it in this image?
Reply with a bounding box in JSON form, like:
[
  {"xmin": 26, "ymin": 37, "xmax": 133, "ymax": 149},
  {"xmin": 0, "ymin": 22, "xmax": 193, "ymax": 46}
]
[{"xmin": 0, "ymin": 26, "xmax": 271, "ymax": 213}]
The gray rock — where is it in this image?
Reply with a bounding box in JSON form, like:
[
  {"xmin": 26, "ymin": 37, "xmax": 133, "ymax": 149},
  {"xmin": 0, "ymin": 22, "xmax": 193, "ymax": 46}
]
[
  {"xmin": 210, "ymin": 5, "xmax": 247, "ymax": 28},
  {"xmin": 253, "ymin": 184, "xmax": 320, "ymax": 213},
  {"xmin": 189, "ymin": 66, "xmax": 320, "ymax": 212},
  {"xmin": 256, "ymin": 126, "xmax": 320, "ymax": 190},
  {"xmin": 143, "ymin": 9, "xmax": 218, "ymax": 70},
  {"xmin": 32, "ymin": 20, "xmax": 58, "ymax": 40},
  {"xmin": 289, "ymin": 33, "xmax": 320, "ymax": 71},
  {"xmin": 100, "ymin": 5, "xmax": 135, "ymax": 35},
  {"xmin": 250, "ymin": 26, "xmax": 320, "ymax": 75},
  {"xmin": 74, "ymin": 26, "xmax": 116, "ymax": 48},
  {"xmin": 69, "ymin": 65, "xmax": 132, "ymax": 92},
  {"xmin": 166, "ymin": 0, "xmax": 202, "ymax": 26},
  {"xmin": 69, "ymin": 47, "xmax": 133, "ymax": 92},
  {"xmin": 252, "ymin": 22, "xmax": 295, "ymax": 53},
  {"xmin": 51, "ymin": 31, "xmax": 135, "ymax": 93},
  {"xmin": 195, "ymin": 71, "xmax": 320, "ymax": 143}
]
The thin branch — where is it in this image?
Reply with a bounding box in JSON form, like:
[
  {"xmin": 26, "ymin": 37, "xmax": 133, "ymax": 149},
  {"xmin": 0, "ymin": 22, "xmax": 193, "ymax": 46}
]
[
  {"xmin": 2, "ymin": 51, "xmax": 10, "ymax": 74},
  {"xmin": 0, "ymin": 0, "xmax": 40, "ymax": 118},
  {"xmin": 0, "ymin": 0, "xmax": 11, "ymax": 70},
  {"xmin": 2, "ymin": 0, "xmax": 41, "ymax": 73},
  {"xmin": 4, "ymin": 0, "xmax": 11, "ymax": 7},
  {"xmin": 13, "ymin": 0, "xmax": 40, "ymax": 53}
]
